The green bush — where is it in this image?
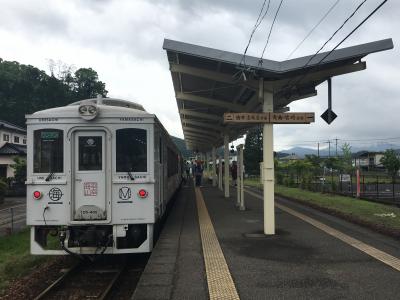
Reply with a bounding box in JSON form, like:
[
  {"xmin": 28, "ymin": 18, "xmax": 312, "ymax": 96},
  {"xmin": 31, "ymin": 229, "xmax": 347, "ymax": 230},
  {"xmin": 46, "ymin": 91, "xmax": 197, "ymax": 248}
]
[
  {"xmin": 331, "ymin": 180, "xmax": 338, "ymax": 192},
  {"xmin": 283, "ymin": 175, "xmax": 296, "ymax": 187},
  {"xmin": 0, "ymin": 179, "xmax": 7, "ymax": 203},
  {"xmin": 0, "ymin": 179, "xmax": 7, "ymax": 195},
  {"xmin": 276, "ymin": 172, "xmax": 284, "ymax": 185},
  {"xmin": 300, "ymin": 173, "xmax": 313, "ymax": 190}
]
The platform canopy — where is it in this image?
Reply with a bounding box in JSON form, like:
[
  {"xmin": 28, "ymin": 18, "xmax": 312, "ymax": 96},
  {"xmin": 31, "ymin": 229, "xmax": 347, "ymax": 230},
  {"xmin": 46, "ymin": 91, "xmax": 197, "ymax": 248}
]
[{"xmin": 163, "ymin": 38, "xmax": 393, "ymax": 151}]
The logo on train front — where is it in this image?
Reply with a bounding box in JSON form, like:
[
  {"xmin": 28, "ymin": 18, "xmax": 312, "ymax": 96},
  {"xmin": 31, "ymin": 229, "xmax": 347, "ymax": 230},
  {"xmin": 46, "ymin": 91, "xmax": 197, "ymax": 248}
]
[{"xmin": 119, "ymin": 187, "xmax": 131, "ymax": 200}]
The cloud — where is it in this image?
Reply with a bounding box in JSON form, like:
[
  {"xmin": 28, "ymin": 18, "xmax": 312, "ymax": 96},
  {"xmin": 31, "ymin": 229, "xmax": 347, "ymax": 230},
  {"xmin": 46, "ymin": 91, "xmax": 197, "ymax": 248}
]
[
  {"xmin": 0, "ymin": 0, "xmax": 69, "ymax": 37},
  {"xmin": 0, "ymin": 0, "xmax": 398, "ymax": 149}
]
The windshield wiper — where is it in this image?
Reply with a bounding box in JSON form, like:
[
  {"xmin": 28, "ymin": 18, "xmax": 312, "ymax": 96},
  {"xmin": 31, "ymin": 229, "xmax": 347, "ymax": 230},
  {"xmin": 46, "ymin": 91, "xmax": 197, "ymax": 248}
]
[
  {"xmin": 127, "ymin": 170, "xmax": 135, "ymax": 180},
  {"xmin": 45, "ymin": 172, "xmax": 54, "ymax": 182}
]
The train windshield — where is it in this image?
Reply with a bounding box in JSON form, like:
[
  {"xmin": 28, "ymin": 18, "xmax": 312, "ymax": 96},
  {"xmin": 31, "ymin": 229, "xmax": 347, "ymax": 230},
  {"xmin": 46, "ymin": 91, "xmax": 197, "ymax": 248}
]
[
  {"xmin": 33, "ymin": 129, "xmax": 63, "ymax": 173},
  {"xmin": 116, "ymin": 128, "xmax": 147, "ymax": 172}
]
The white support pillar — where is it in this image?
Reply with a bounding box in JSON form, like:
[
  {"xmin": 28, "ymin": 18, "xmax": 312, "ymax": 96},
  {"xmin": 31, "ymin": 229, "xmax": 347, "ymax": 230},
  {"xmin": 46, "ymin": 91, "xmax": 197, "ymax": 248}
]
[
  {"xmin": 224, "ymin": 134, "xmax": 230, "ymax": 198},
  {"xmin": 239, "ymin": 145, "xmax": 245, "ymax": 210},
  {"xmin": 236, "ymin": 148, "xmax": 240, "ymax": 207},
  {"xmin": 236, "ymin": 144, "xmax": 245, "ymax": 210},
  {"xmin": 212, "ymin": 147, "xmax": 217, "ymax": 186},
  {"xmin": 262, "ymin": 80, "xmax": 275, "ymax": 235},
  {"xmin": 218, "ymin": 156, "xmax": 223, "ymax": 190}
]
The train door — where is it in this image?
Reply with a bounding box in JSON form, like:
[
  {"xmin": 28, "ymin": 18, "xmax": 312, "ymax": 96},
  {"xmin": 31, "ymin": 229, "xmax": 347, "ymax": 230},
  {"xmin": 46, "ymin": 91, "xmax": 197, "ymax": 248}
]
[{"xmin": 73, "ymin": 131, "xmax": 107, "ymax": 221}]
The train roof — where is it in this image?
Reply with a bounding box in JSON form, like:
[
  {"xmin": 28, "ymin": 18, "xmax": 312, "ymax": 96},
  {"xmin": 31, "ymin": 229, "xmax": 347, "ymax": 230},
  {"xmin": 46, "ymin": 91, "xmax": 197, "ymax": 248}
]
[
  {"xmin": 68, "ymin": 98, "xmax": 146, "ymax": 111},
  {"xmin": 26, "ymin": 97, "xmax": 152, "ymax": 119}
]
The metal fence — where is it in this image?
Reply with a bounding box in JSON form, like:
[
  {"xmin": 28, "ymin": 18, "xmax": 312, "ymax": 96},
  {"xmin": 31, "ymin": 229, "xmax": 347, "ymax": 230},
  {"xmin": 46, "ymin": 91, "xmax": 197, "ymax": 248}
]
[
  {"xmin": 277, "ymin": 171, "xmax": 400, "ymax": 206},
  {"xmin": 0, "ymin": 204, "xmax": 27, "ymax": 236}
]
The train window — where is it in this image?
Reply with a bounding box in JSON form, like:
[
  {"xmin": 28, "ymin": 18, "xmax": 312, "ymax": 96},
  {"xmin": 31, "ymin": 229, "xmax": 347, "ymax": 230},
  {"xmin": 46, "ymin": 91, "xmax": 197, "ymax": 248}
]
[
  {"xmin": 33, "ymin": 129, "xmax": 63, "ymax": 173},
  {"xmin": 78, "ymin": 136, "xmax": 102, "ymax": 171},
  {"xmin": 116, "ymin": 128, "xmax": 147, "ymax": 172}
]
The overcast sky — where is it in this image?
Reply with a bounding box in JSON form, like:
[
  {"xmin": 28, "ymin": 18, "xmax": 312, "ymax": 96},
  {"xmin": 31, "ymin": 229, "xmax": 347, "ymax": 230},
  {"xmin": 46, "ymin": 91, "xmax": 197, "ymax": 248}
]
[{"xmin": 0, "ymin": 0, "xmax": 398, "ymax": 151}]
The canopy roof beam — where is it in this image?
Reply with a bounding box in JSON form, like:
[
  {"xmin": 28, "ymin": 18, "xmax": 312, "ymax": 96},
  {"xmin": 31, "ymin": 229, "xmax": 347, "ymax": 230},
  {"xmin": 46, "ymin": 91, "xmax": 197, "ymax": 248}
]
[
  {"xmin": 177, "ymin": 92, "xmax": 244, "ymax": 111},
  {"xmin": 170, "ymin": 63, "xmax": 258, "ymax": 90},
  {"xmin": 182, "ymin": 119, "xmax": 224, "ymax": 131},
  {"xmin": 183, "ymin": 126, "xmax": 220, "ymax": 137},
  {"xmin": 273, "ymin": 61, "xmax": 366, "ymax": 90}
]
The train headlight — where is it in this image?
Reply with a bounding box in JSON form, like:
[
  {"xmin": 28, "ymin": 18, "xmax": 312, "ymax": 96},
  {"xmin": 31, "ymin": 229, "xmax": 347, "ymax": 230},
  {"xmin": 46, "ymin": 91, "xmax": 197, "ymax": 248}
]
[
  {"xmin": 33, "ymin": 191, "xmax": 42, "ymax": 200},
  {"xmin": 78, "ymin": 104, "xmax": 98, "ymax": 120},
  {"xmin": 138, "ymin": 189, "xmax": 148, "ymax": 198}
]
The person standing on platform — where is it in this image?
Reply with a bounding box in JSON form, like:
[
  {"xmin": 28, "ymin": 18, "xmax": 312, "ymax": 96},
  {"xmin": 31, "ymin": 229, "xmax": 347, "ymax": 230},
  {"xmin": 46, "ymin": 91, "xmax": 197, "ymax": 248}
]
[
  {"xmin": 231, "ymin": 160, "xmax": 238, "ymax": 186},
  {"xmin": 185, "ymin": 162, "xmax": 190, "ymax": 179},
  {"xmin": 195, "ymin": 161, "xmax": 204, "ymax": 187}
]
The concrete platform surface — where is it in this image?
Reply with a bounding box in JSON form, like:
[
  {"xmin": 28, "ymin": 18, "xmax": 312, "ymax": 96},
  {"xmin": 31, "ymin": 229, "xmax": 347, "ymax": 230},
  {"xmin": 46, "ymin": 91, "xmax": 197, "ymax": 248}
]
[{"xmin": 133, "ymin": 182, "xmax": 400, "ymax": 299}]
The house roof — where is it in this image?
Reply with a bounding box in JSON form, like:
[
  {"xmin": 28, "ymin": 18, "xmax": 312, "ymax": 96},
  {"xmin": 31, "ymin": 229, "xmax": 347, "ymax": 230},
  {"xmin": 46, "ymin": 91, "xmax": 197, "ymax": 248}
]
[
  {"xmin": 0, "ymin": 120, "xmax": 26, "ymax": 134},
  {"xmin": 0, "ymin": 143, "xmax": 27, "ymax": 155},
  {"xmin": 163, "ymin": 38, "xmax": 394, "ymax": 151},
  {"xmin": 353, "ymin": 151, "xmax": 384, "ymax": 158}
]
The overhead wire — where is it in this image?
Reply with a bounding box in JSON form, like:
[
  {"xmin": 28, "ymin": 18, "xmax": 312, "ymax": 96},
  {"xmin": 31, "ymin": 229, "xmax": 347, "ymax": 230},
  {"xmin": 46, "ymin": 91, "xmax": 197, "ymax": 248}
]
[
  {"xmin": 282, "ymin": 0, "xmax": 369, "ymax": 93},
  {"xmin": 286, "ymin": 0, "xmax": 341, "ymax": 59},
  {"xmin": 239, "ymin": 0, "xmax": 272, "ymax": 68},
  {"xmin": 259, "ymin": 0, "xmax": 285, "ymax": 65}
]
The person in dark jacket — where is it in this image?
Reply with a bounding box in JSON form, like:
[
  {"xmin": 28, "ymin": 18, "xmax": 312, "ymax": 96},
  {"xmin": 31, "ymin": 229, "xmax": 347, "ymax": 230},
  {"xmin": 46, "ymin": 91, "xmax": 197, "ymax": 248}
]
[
  {"xmin": 195, "ymin": 161, "xmax": 204, "ymax": 187},
  {"xmin": 231, "ymin": 161, "xmax": 238, "ymax": 186}
]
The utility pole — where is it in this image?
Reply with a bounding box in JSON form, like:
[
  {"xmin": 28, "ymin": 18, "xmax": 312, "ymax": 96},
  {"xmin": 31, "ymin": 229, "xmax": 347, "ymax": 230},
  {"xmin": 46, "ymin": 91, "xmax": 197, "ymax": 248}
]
[
  {"xmin": 317, "ymin": 142, "xmax": 320, "ymax": 158},
  {"xmin": 327, "ymin": 140, "xmax": 331, "ymax": 158},
  {"xmin": 335, "ymin": 138, "xmax": 339, "ymax": 157}
]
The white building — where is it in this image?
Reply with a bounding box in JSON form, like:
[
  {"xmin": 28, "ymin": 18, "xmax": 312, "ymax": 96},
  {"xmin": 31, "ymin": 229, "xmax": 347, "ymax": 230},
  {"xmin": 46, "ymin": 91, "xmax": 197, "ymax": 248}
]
[{"xmin": 0, "ymin": 121, "xmax": 27, "ymax": 178}]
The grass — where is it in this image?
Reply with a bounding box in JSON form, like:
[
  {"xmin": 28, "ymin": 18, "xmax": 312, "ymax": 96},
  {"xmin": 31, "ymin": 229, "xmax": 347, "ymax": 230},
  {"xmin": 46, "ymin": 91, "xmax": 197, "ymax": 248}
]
[
  {"xmin": 274, "ymin": 185, "xmax": 400, "ymax": 233},
  {"xmin": 244, "ymin": 177, "xmax": 263, "ymax": 189},
  {"xmin": 0, "ymin": 229, "xmax": 51, "ymax": 294},
  {"xmin": 244, "ymin": 178, "xmax": 400, "ymax": 235}
]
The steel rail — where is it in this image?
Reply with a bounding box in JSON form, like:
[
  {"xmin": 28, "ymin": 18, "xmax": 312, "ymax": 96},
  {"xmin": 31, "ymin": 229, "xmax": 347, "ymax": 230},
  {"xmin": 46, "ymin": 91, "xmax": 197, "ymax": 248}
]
[
  {"xmin": 98, "ymin": 265, "xmax": 126, "ymax": 300},
  {"xmin": 33, "ymin": 261, "xmax": 83, "ymax": 300},
  {"xmin": 34, "ymin": 261, "xmax": 127, "ymax": 300}
]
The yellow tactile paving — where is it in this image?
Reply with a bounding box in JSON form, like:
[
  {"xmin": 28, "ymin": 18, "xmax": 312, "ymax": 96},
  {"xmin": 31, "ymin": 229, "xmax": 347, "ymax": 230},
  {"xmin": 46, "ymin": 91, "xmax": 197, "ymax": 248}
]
[
  {"xmin": 245, "ymin": 189, "xmax": 400, "ymax": 272},
  {"xmin": 195, "ymin": 187, "xmax": 240, "ymax": 300}
]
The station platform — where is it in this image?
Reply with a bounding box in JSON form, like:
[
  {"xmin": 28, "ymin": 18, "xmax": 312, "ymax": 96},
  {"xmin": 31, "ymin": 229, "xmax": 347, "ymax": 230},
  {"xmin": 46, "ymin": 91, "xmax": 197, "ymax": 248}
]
[{"xmin": 132, "ymin": 181, "xmax": 400, "ymax": 300}]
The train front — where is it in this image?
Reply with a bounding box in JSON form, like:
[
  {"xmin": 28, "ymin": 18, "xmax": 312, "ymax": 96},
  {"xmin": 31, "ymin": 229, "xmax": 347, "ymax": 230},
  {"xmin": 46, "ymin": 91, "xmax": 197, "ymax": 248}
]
[{"xmin": 26, "ymin": 98, "xmax": 156, "ymax": 255}]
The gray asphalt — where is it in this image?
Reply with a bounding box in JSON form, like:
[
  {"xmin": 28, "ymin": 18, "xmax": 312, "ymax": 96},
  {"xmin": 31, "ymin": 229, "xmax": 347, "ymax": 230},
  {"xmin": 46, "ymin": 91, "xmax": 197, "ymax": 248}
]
[
  {"xmin": 203, "ymin": 185, "xmax": 400, "ymax": 299},
  {"xmin": 133, "ymin": 182, "xmax": 400, "ymax": 299}
]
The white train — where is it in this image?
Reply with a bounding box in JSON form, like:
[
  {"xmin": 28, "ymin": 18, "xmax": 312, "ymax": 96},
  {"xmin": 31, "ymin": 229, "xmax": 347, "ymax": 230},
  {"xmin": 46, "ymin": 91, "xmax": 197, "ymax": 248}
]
[{"xmin": 26, "ymin": 97, "xmax": 182, "ymax": 255}]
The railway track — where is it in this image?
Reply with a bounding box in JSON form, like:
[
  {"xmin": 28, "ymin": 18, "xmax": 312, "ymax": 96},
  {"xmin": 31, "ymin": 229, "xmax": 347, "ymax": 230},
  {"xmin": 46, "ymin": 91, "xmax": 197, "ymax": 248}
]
[{"xmin": 34, "ymin": 255, "xmax": 148, "ymax": 300}]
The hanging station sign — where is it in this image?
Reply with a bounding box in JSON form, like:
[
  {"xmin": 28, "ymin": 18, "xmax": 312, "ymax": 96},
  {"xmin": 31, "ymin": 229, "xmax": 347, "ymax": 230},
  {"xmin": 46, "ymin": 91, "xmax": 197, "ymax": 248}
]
[{"xmin": 223, "ymin": 112, "xmax": 315, "ymax": 124}]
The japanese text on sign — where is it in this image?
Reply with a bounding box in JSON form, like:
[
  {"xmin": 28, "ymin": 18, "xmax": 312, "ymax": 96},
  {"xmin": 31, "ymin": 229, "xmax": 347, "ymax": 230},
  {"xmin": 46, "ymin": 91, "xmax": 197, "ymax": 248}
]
[{"xmin": 223, "ymin": 112, "xmax": 314, "ymax": 124}]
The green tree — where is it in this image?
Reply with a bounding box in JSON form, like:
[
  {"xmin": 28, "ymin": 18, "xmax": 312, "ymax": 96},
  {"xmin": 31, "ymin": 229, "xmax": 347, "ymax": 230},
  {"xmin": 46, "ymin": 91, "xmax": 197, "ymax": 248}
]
[
  {"xmin": 0, "ymin": 59, "xmax": 108, "ymax": 127},
  {"xmin": 74, "ymin": 68, "xmax": 107, "ymax": 99},
  {"xmin": 324, "ymin": 157, "xmax": 341, "ymax": 170},
  {"xmin": 10, "ymin": 156, "xmax": 27, "ymax": 184},
  {"xmin": 381, "ymin": 149, "xmax": 400, "ymax": 179},
  {"xmin": 338, "ymin": 143, "xmax": 353, "ymax": 173},
  {"xmin": 304, "ymin": 154, "xmax": 322, "ymax": 175},
  {"xmin": 244, "ymin": 126, "xmax": 262, "ymax": 175},
  {"xmin": 290, "ymin": 160, "xmax": 313, "ymax": 187}
]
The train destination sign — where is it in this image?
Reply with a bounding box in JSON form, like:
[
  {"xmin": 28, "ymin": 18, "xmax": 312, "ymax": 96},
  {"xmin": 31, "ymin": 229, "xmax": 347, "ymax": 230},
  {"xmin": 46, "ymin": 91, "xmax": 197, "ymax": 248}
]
[{"xmin": 223, "ymin": 112, "xmax": 315, "ymax": 124}]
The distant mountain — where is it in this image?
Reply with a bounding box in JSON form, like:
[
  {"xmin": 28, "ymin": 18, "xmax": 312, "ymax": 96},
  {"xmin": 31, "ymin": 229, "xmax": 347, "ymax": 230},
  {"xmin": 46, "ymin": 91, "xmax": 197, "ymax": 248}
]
[
  {"xmin": 279, "ymin": 144, "xmax": 400, "ymax": 158},
  {"xmin": 171, "ymin": 136, "xmax": 194, "ymax": 159}
]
